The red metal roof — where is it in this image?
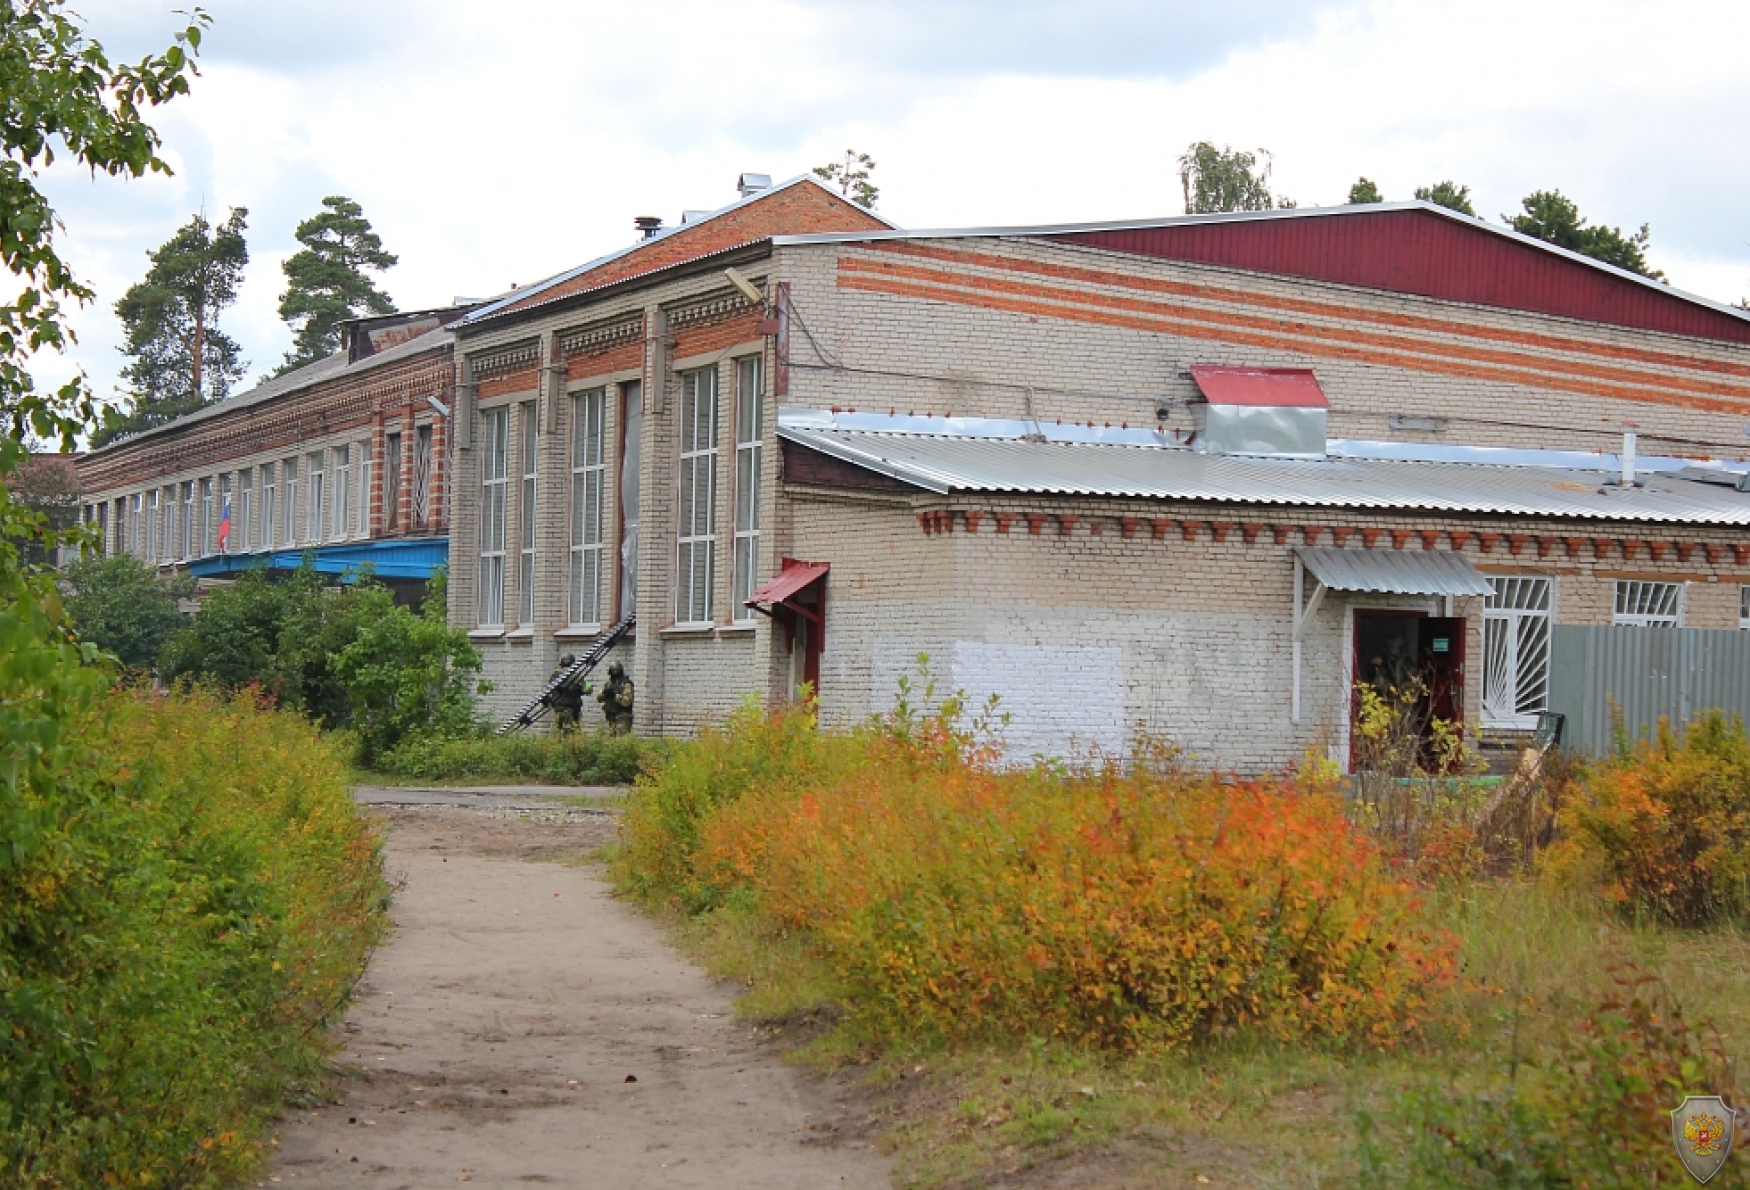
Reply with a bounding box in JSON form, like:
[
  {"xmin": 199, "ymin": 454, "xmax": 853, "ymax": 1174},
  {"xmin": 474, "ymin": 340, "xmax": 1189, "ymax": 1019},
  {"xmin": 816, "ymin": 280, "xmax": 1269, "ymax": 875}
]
[
  {"xmin": 745, "ymin": 559, "xmax": 829, "ymax": 607},
  {"xmin": 1048, "ymin": 207, "xmax": 1750, "ymax": 345},
  {"xmin": 1190, "ymin": 365, "xmax": 1328, "ymax": 408}
]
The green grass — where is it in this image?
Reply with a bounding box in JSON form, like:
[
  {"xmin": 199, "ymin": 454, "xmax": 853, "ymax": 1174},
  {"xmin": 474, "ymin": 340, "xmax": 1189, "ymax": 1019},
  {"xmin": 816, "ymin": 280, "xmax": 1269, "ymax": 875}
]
[{"xmin": 369, "ymin": 728, "xmax": 665, "ymax": 786}]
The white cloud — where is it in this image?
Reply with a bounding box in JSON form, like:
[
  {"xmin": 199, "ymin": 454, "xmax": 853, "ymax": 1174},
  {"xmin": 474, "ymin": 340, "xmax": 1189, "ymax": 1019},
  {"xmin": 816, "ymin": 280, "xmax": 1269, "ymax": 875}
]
[{"xmin": 30, "ymin": 0, "xmax": 1750, "ymax": 410}]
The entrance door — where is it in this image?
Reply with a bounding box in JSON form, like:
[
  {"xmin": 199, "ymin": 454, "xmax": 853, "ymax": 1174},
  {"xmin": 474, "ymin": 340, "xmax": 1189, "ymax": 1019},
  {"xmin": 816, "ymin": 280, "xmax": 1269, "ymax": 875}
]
[
  {"xmin": 1351, "ymin": 610, "xmax": 1466, "ymax": 770},
  {"xmin": 785, "ymin": 580, "xmax": 825, "ymax": 701}
]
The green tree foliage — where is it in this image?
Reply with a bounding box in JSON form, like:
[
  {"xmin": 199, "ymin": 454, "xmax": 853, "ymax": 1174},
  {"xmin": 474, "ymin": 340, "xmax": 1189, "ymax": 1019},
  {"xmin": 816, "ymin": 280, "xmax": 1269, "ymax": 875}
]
[
  {"xmin": 1415, "ymin": 180, "xmax": 1475, "ymax": 216},
  {"xmin": 813, "ymin": 149, "xmax": 879, "ymax": 209},
  {"xmin": 62, "ymin": 553, "xmax": 191, "ymax": 670},
  {"xmin": 1348, "ymin": 176, "xmax": 1384, "ymax": 204},
  {"xmin": 1506, "ymin": 189, "xmax": 1664, "ymax": 279},
  {"xmin": 160, "ymin": 563, "xmax": 485, "ymax": 756},
  {"xmin": 1179, "ymin": 141, "xmax": 1290, "ymax": 214},
  {"xmin": 97, "ymin": 206, "xmax": 249, "ymax": 446},
  {"xmin": 276, "ymin": 195, "xmax": 397, "ymax": 375},
  {"xmin": 0, "ymin": 1, "xmax": 206, "ymax": 448}
]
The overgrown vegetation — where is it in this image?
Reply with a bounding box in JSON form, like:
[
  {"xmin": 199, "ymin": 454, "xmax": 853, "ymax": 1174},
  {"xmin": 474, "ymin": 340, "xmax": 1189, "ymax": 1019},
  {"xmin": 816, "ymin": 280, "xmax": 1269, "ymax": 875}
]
[
  {"xmin": 2, "ymin": 687, "xmax": 386, "ymax": 1187},
  {"xmin": 611, "ymin": 666, "xmax": 1750, "ymax": 1187},
  {"xmin": 62, "ymin": 551, "xmax": 192, "ymax": 668},
  {"xmin": 377, "ymin": 726, "xmax": 662, "ymax": 786},
  {"xmin": 158, "ymin": 563, "xmax": 487, "ymax": 763}
]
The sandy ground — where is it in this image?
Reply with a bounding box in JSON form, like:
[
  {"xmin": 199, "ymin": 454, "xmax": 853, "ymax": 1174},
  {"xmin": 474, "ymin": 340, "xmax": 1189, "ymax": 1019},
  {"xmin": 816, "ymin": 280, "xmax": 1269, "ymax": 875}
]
[{"xmin": 266, "ymin": 798, "xmax": 891, "ymax": 1189}]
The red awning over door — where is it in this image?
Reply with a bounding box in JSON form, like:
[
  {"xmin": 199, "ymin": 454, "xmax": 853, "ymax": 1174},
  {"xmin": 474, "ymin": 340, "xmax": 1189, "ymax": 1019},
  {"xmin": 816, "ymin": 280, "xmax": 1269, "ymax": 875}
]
[{"xmin": 745, "ymin": 559, "xmax": 829, "ymax": 611}]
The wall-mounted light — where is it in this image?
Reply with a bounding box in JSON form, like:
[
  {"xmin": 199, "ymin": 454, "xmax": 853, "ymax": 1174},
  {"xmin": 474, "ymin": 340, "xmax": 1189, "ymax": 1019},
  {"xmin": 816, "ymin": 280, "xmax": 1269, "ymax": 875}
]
[
  {"xmin": 427, "ymin": 395, "xmax": 450, "ymax": 417},
  {"xmin": 723, "ymin": 266, "xmax": 764, "ymax": 306}
]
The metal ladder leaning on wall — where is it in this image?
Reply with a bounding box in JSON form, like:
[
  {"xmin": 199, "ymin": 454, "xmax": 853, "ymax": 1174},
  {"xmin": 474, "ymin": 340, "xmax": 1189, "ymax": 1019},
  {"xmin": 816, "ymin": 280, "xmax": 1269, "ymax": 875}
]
[{"xmin": 495, "ymin": 613, "xmax": 635, "ymax": 735}]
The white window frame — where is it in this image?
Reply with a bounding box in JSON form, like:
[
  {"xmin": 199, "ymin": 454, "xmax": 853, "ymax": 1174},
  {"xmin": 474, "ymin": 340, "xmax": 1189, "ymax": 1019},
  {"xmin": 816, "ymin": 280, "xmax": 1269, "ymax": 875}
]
[
  {"xmin": 517, "ymin": 401, "xmax": 537, "ymax": 627},
  {"xmin": 238, "ymin": 470, "xmax": 253, "ymax": 553},
  {"xmin": 478, "ymin": 406, "xmax": 509, "ymax": 628},
  {"xmin": 261, "ymin": 464, "xmax": 277, "ymax": 550},
  {"xmin": 180, "ymin": 482, "xmax": 194, "ymax": 560},
  {"xmin": 358, "ymin": 440, "xmax": 373, "ymax": 539},
  {"xmin": 306, "ymin": 451, "xmax": 326, "ymax": 544},
  {"xmin": 198, "ymin": 478, "xmax": 214, "ymax": 557},
  {"xmin": 730, "ymin": 355, "xmax": 764, "ymax": 622},
  {"xmin": 1614, "ymin": 580, "xmax": 1684, "ymax": 627},
  {"xmin": 218, "ymin": 473, "xmax": 233, "ymax": 554},
  {"xmin": 283, "ymin": 458, "xmax": 299, "ymax": 545},
  {"xmin": 333, "ymin": 445, "xmax": 350, "ymax": 541},
  {"xmin": 569, "ymin": 387, "xmax": 607, "ymax": 627},
  {"xmin": 675, "ymin": 366, "xmax": 718, "ymax": 626},
  {"xmin": 159, "ymin": 486, "xmax": 174, "ymax": 563},
  {"xmin": 1482, "ymin": 576, "xmax": 1553, "ymax": 730}
]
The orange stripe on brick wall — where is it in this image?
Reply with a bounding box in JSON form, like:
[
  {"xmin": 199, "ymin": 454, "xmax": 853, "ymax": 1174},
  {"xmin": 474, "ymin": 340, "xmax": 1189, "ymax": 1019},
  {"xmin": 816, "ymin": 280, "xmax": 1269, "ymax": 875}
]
[
  {"xmin": 863, "ymin": 240, "xmax": 1750, "ymax": 383},
  {"xmin": 836, "ymin": 271, "xmax": 1750, "ymax": 418},
  {"xmin": 839, "ymin": 256, "xmax": 1750, "ymax": 407}
]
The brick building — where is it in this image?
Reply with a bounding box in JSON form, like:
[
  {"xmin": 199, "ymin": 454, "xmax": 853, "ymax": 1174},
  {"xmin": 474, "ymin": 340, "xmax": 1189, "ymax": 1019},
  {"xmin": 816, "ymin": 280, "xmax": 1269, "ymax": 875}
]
[{"xmin": 76, "ymin": 177, "xmax": 1750, "ymax": 770}]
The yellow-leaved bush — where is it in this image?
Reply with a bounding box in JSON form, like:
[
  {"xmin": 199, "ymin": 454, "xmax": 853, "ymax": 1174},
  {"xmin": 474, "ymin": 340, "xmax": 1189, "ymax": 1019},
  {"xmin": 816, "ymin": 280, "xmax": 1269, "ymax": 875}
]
[{"xmin": 618, "ymin": 698, "xmax": 1458, "ymax": 1050}]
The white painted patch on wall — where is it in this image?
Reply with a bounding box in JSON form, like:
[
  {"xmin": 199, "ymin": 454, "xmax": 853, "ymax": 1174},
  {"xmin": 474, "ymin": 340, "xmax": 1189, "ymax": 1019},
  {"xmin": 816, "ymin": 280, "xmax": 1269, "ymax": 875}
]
[{"xmin": 870, "ymin": 639, "xmax": 1125, "ymax": 760}]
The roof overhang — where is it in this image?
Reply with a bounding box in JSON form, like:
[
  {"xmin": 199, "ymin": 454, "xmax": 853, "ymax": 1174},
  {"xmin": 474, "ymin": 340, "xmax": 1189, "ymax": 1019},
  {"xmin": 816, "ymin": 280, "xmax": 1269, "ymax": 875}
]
[
  {"xmin": 1190, "ymin": 366, "xmax": 1329, "ymax": 408},
  {"xmin": 1292, "ymin": 546, "xmax": 1492, "ymax": 597}
]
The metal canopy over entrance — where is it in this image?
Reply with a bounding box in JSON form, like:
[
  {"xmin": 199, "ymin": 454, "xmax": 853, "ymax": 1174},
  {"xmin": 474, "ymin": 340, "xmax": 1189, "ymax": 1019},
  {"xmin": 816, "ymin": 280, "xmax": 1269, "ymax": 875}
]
[
  {"xmin": 746, "ymin": 558, "xmax": 829, "ymax": 699},
  {"xmin": 1290, "ymin": 547, "xmax": 1491, "ymax": 723}
]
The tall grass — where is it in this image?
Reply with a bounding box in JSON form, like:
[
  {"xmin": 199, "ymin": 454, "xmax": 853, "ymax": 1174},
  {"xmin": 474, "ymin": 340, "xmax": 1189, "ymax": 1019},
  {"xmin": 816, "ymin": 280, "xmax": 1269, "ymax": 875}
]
[
  {"xmin": 375, "ymin": 726, "xmax": 662, "ymax": 786},
  {"xmin": 1, "ymin": 687, "xmax": 386, "ymax": 1188}
]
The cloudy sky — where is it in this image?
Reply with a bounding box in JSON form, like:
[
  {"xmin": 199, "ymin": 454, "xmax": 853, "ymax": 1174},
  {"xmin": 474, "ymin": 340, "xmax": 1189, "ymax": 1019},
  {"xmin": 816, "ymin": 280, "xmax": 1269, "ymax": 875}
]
[{"xmin": 34, "ymin": 0, "xmax": 1750, "ymax": 407}]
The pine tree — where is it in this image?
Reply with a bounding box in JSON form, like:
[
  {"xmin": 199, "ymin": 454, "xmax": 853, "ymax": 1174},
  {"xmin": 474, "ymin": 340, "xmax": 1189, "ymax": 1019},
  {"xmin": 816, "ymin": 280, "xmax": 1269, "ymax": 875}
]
[
  {"xmin": 276, "ymin": 196, "xmax": 398, "ymax": 373},
  {"xmin": 1506, "ymin": 190, "xmax": 1663, "ymax": 279},
  {"xmin": 1415, "ymin": 180, "xmax": 1476, "ymax": 216},
  {"xmin": 96, "ymin": 207, "xmax": 249, "ymax": 448},
  {"xmin": 812, "ymin": 151, "xmax": 879, "ymax": 210}
]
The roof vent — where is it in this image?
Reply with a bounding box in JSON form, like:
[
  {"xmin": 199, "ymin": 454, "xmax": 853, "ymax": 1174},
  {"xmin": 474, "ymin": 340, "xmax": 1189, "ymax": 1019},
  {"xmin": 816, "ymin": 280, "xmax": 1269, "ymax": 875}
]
[
  {"xmin": 634, "ymin": 215, "xmax": 663, "ymax": 239},
  {"xmin": 681, "ymin": 209, "xmax": 711, "ymax": 224},
  {"xmin": 1187, "ymin": 366, "xmax": 1329, "ymax": 458},
  {"xmin": 737, "ymin": 172, "xmax": 772, "ymax": 198}
]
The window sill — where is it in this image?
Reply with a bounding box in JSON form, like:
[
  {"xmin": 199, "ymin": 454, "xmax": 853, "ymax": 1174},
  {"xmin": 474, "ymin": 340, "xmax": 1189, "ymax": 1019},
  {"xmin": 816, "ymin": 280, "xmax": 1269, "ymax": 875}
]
[
  {"xmin": 718, "ymin": 622, "xmax": 758, "ymax": 634},
  {"xmin": 660, "ymin": 623, "xmax": 717, "ymax": 637},
  {"xmin": 505, "ymin": 628, "xmax": 535, "ymax": 642},
  {"xmin": 554, "ymin": 624, "xmax": 603, "ymax": 639},
  {"xmin": 468, "ymin": 627, "xmax": 506, "ymax": 640}
]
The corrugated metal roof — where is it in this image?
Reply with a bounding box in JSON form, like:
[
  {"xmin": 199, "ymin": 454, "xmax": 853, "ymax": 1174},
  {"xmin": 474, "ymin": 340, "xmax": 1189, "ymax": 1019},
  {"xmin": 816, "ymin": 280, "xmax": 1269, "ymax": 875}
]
[
  {"xmin": 777, "ymin": 425, "xmax": 1750, "ymax": 526},
  {"xmin": 1295, "ymin": 546, "xmax": 1492, "ymax": 597}
]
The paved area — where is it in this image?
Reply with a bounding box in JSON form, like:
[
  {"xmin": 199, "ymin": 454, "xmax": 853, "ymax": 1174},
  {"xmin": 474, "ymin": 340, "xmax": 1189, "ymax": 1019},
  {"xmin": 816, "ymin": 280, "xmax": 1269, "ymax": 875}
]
[{"xmin": 266, "ymin": 803, "xmax": 889, "ymax": 1190}]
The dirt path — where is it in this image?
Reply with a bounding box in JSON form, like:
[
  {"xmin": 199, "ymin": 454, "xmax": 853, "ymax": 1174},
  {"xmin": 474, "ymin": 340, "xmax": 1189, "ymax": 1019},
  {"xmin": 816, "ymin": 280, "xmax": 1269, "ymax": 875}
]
[{"xmin": 268, "ymin": 801, "xmax": 890, "ymax": 1189}]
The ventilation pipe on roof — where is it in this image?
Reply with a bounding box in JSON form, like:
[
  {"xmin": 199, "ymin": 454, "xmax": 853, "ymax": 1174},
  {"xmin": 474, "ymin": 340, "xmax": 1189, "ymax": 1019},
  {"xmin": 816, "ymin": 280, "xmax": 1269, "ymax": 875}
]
[
  {"xmin": 1621, "ymin": 424, "xmax": 1638, "ymax": 487},
  {"xmin": 634, "ymin": 215, "xmax": 663, "ymax": 239},
  {"xmin": 738, "ymin": 172, "xmax": 772, "ymax": 198}
]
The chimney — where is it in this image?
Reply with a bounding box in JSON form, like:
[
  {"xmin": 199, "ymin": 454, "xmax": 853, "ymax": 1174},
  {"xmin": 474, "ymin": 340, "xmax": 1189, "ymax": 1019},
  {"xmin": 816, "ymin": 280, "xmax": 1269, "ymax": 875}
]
[
  {"xmin": 737, "ymin": 172, "xmax": 772, "ymax": 199},
  {"xmin": 634, "ymin": 215, "xmax": 663, "ymax": 239},
  {"xmin": 1622, "ymin": 423, "xmax": 1638, "ymax": 487}
]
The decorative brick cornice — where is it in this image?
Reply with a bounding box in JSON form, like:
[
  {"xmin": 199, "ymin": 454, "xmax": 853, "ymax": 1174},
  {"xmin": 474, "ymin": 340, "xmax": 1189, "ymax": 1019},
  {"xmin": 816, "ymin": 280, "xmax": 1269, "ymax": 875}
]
[
  {"xmin": 470, "ymin": 341, "xmax": 540, "ymax": 378},
  {"xmin": 559, "ymin": 314, "xmax": 644, "ymax": 358},
  {"xmin": 666, "ymin": 287, "xmax": 760, "ymax": 331}
]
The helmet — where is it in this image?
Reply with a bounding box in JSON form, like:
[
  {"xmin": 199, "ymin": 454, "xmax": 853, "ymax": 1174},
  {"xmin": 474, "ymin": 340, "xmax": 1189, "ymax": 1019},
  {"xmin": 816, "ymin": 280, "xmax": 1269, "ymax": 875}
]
[
  {"xmin": 559, "ymin": 653, "xmax": 577, "ymax": 668},
  {"xmin": 608, "ymin": 661, "xmax": 625, "ymax": 678}
]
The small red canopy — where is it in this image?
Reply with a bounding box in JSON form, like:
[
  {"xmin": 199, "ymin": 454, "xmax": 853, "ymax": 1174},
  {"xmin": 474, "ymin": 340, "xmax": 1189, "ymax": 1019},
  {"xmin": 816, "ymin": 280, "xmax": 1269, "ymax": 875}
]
[
  {"xmin": 1190, "ymin": 365, "xmax": 1329, "ymax": 408},
  {"xmin": 745, "ymin": 559, "xmax": 829, "ymax": 611}
]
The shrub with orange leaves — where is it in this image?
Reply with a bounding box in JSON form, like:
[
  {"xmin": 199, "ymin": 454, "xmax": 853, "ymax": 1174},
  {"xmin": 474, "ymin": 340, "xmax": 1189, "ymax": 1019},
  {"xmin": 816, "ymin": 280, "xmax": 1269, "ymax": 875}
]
[
  {"xmin": 620, "ymin": 685, "xmax": 1458, "ymax": 1051},
  {"xmin": 1553, "ymin": 711, "xmax": 1750, "ymax": 927}
]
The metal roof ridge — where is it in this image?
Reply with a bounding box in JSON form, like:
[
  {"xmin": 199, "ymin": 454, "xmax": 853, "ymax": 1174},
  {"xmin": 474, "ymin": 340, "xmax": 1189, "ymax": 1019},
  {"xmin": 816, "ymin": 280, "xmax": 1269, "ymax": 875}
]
[{"xmin": 770, "ymin": 200, "xmax": 1750, "ymax": 330}]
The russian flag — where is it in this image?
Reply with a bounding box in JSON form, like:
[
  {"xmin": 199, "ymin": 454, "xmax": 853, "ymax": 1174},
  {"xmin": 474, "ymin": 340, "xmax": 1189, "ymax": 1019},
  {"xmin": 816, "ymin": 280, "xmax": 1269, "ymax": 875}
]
[{"xmin": 218, "ymin": 494, "xmax": 232, "ymax": 554}]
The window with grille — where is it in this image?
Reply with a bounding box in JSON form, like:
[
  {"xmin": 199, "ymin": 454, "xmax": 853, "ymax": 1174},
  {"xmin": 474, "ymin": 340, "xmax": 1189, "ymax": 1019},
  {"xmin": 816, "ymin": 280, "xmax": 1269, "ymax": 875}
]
[
  {"xmin": 478, "ymin": 406, "xmax": 509, "ymax": 627},
  {"xmin": 1614, "ymin": 580, "xmax": 1683, "ymax": 627},
  {"xmin": 260, "ymin": 465, "xmax": 276, "ymax": 550},
  {"xmin": 306, "ymin": 451, "xmax": 326, "ymax": 543},
  {"xmin": 570, "ymin": 387, "xmax": 606, "ymax": 626},
  {"xmin": 413, "ymin": 424, "xmax": 433, "ymax": 527},
  {"xmin": 283, "ymin": 458, "xmax": 299, "ymax": 544},
  {"xmin": 385, "ymin": 433, "xmax": 402, "ymax": 531},
  {"xmin": 676, "ymin": 367, "xmax": 718, "ymax": 625},
  {"xmin": 731, "ymin": 355, "xmax": 763, "ymax": 622},
  {"xmin": 517, "ymin": 403, "xmax": 537, "ymax": 627},
  {"xmin": 333, "ymin": 445, "xmax": 350, "ymax": 540},
  {"xmin": 1482, "ymin": 577, "xmax": 1552, "ymax": 729}
]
